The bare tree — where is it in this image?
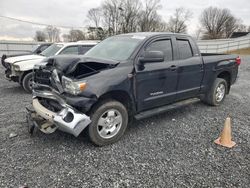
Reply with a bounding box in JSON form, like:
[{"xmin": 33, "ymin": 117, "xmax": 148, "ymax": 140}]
[
  {"xmin": 86, "ymin": 0, "xmax": 171, "ymax": 35},
  {"xmin": 102, "ymin": 0, "xmax": 123, "ymax": 35},
  {"xmin": 138, "ymin": 0, "xmax": 162, "ymax": 32},
  {"xmin": 200, "ymin": 7, "xmax": 240, "ymax": 39},
  {"xmin": 118, "ymin": 0, "xmax": 142, "ymax": 33},
  {"xmin": 236, "ymin": 24, "xmax": 247, "ymax": 32},
  {"xmin": 224, "ymin": 17, "xmax": 241, "ymax": 38},
  {"xmin": 45, "ymin": 26, "xmax": 60, "ymax": 42},
  {"xmin": 34, "ymin": 31, "xmax": 47, "ymax": 41},
  {"xmin": 87, "ymin": 8, "xmax": 102, "ymax": 28},
  {"xmin": 69, "ymin": 29, "xmax": 85, "ymax": 41},
  {"xmin": 86, "ymin": 27, "xmax": 106, "ymax": 40},
  {"xmin": 194, "ymin": 27, "xmax": 203, "ymax": 40},
  {"xmin": 167, "ymin": 8, "xmax": 192, "ymax": 33}
]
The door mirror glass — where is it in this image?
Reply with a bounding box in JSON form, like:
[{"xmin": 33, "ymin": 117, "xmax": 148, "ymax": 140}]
[{"xmin": 139, "ymin": 51, "xmax": 164, "ymax": 63}]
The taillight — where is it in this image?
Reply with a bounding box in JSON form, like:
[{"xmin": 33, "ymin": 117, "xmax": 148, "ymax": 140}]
[{"xmin": 236, "ymin": 56, "xmax": 241, "ymax": 65}]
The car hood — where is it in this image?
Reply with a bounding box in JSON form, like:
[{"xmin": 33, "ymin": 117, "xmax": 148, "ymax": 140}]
[
  {"xmin": 44, "ymin": 56, "xmax": 120, "ymax": 76},
  {"xmin": 5, "ymin": 54, "xmax": 44, "ymax": 64}
]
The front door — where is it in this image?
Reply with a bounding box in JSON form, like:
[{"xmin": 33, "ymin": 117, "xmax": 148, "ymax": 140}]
[{"xmin": 135, "ymin": 38, "xmax": 179, "ymax": 112}]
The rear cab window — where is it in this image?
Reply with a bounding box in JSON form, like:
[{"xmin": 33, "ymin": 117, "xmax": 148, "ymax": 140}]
[{"xmin": 176, "ymin": 39, "xmax": 193, "ymax": 59}]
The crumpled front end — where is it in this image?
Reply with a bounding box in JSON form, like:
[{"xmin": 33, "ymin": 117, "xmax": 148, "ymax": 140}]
[
  {"xmin": 26, "ymin": 56, "xmax": 118, "ymax": 137},
  {"xmin": 26, "ymin": 60, "xmax": 97, "ymax": 137},
  {"xmin": 27, "ymin": 89, "xmax": 92, "ymax": 137}
]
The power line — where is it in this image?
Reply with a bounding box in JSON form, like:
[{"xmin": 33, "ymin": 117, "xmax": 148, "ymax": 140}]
[{"xmin": 0, "ymin": 15, "xmax": 86, "ymax": 29}]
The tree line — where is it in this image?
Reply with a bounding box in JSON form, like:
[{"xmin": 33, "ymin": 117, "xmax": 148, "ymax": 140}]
[{"xmin": 34, "ymin": 0, "xmax": 250, "ymax": 42}]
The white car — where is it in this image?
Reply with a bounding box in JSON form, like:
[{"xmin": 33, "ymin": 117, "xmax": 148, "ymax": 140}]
[{"xmin": 3, "ymin": 41, "xmax": 97, "ymax": 92}]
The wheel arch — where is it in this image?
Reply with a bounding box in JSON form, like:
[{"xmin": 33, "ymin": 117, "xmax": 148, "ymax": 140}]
[
  {"xmin": 217, "ymin": 71, "xmax": 231, "ymax": 93},
  {"xmin": 88, "ymin": 90, "xmax": 135, "ymax": 116},
  {"xmin": 19, "ymin": 70, "xmax": 32, "ymax": 84}
]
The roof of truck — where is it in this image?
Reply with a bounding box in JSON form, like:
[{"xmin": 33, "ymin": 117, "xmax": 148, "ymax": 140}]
[{"xmin": 119, "ymin": 32, "xmax": 189, "ymax": 38}]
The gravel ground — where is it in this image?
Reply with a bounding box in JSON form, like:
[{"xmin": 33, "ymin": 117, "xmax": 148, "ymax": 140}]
[{"xmin": 0, "ymin": 56, "xmax": 250, "ymax": 188}]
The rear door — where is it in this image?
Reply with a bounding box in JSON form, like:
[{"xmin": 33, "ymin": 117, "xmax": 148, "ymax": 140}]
[
  {"xmin": 175, "ymin": 37, "xmax": 204, "ymax": 100},
  {"xmin": 135, "ymin": 37, "xmax": 179, "ymax": 112}
]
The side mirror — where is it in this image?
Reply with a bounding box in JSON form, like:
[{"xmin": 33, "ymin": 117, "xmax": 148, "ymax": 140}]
[{"xmin": 139, "ymin": 51, "xmax": 164, "ymax": 64}]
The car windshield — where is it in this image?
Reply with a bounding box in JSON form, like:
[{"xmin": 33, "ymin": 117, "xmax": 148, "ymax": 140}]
[
  {"xmin": 32, "ymin": 45, "xmax": 40, "ymax": 52},
  {"xmin": 40, "ymin": 44, "xmax": 63, "ymax": 57},
  {"xmin": 84, "ymin": 35, "xmax": 144, "ymax": 61}
]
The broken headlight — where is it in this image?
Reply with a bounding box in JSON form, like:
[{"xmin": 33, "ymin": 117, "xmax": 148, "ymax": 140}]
[{"xmin": 62, "ymin": 76, "xmax": 87, "ymax": 95}]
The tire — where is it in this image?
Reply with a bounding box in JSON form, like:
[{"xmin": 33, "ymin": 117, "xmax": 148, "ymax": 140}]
[
  {"xmin": 202, "ymin": 78, "xmax": 228, "ymax": 106},
  {"xmin": 88, "ymin": 100, "xmax": 128, "ymax": 146},
  {"xmin": 22, "ymin": 72, "xmax": 33, "ymax": 93}
]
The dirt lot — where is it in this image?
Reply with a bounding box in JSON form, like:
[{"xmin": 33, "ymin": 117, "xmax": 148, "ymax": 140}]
[{"xmin": 0, "ymin": 56, "xmax": 250, "ymax": 188}]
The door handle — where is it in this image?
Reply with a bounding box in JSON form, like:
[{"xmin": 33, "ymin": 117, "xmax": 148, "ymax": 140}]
[{"xmin": 169, "ymin": 65, "xmax": 178, "ymax": 71}]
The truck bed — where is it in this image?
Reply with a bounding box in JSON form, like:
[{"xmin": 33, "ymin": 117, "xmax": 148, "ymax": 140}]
[{"xmin": 201, "ymin": 53, "xmax": 237, "ymax": 64}]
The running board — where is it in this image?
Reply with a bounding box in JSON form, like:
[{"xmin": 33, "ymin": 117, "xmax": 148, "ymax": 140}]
[{"xmin": 134, "ymin": 98, "xmax": 200, "ymax": 120}]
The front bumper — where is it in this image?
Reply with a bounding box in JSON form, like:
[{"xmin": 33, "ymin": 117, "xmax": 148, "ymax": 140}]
[
  {"xmin": 4, "ymin": 64, "xmax": 20, "ymax": 82},
  {"xmin": 27, "ymin": 90, "xmax": 92, "ymax": 137}
]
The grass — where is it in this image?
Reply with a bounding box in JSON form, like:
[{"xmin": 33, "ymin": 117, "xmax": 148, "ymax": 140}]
[{"xmin": 226, "ymin": 47, "xmax": 250, "ymax": 55}]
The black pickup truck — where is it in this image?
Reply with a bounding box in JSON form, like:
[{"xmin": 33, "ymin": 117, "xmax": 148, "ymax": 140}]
[{"xmin": 27, "ymin": 32, "xmax": 241, "ymax": 146}]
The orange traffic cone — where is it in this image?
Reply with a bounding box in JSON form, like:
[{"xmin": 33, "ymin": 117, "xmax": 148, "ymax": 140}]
[{"xmin": 214, "ymin": 117, "xmax": 236, "ymax": 148}]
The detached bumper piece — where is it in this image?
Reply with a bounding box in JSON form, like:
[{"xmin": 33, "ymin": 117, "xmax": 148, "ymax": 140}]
[{"xmin": 26, "ymin": 98, "xmax": 91, "ymax": 137}]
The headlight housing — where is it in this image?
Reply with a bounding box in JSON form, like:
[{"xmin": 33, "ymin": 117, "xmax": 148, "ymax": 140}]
[
  {"xmin": 13, "ymin": 64, "xmax": 20, "ymax": 71},
  {"xmin": 62, "ymin": 76, "xmax": 87, "ymax": 95}
]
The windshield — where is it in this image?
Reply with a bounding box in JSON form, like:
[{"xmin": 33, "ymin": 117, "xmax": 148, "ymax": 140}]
[
  {"xmin": 84, "ymin": 35, "xmax": 144, "ymax": 61},
  {"xmin": 40, "ymin": 44, "xmax": 63, "ymax": 57},
  {"xmin": 32, "ymin": 45, "xmax": 40, "ymax": 52}
]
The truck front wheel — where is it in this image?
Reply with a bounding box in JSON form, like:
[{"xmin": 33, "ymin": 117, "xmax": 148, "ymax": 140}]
[
  {"xmin": 88, "ymin": 100, "xmax": 128, "ymax": 146},
  {"xmin": 202, "ymin": 78, "xmax": 228, "ymax": 106},
  {"xmin": 22, "ymin": 72, "xmax": 33, "ymax": 93}
]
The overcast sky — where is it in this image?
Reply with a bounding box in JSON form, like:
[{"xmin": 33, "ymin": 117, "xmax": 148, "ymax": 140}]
[{"xmin": 0, "ymin": 0, "xmax": 249, "ymax": 41}]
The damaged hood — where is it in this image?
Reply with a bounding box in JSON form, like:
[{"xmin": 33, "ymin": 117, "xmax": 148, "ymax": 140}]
[{"xmin": 44, "ymin": 55, "xmax": 120, "ymax": 75}]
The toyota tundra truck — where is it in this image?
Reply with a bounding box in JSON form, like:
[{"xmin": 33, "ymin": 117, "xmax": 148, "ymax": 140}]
[{"xmin": 27, "ymin": 32, "xmax": 240, "ymax": 146}]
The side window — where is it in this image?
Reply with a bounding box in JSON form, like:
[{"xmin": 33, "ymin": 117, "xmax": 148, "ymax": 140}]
[
  {"xmin": 60, "ymin": 46, "xmax": 79, "ymax": 55},
  {"xmin": 177, "ymin": 39, "xmax": 193, "ymax": 59},
  {"xmin": 39, "ymin": 45, "xmax": 49, "ymax": 52},
  {"xmin": 146, "ymin": 39, "xmax": 173, "ymax": 61},
  {"xmin": 79, "ymin": 45, "xmax": 93, "ymax": 55}
]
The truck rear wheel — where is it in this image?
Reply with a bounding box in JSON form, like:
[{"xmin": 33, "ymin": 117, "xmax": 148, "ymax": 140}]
[
  {"xmin": 22, "ymin": 72, "xmax": 33, "ymax": 93},
  {"xmin": 202, "ymin": 78, "xmax": 228, "ymax": 106},
  {"xmin": 88, "ymin": 100, "xmax": 128, "ymax": 146}
]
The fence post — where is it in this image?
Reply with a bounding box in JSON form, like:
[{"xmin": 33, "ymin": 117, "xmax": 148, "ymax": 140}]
[{"xmin": 227, "ymin": 42, "xmax": 229, "ymax": 53}]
